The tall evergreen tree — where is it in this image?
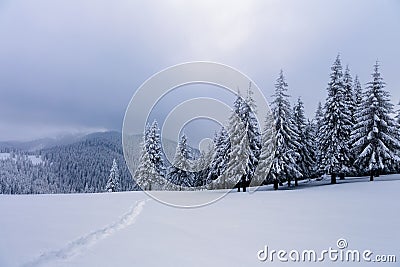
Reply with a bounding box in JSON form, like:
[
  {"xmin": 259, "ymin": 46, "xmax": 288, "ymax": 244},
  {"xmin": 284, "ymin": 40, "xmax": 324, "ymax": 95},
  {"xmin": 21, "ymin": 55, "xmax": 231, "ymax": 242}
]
[
  {"xmin": 233, "ymin": 85, "xmax": 262, "ymax": 182},
  {"xmin": 314, "ymin": 102, "xmax": 324, "ymax": 176},
  {"xmin": 168, "ymin": 134, "xmax": 194, "ymax": 190},
  {"xmin": 244, "ymin": 84, "xmax": 262, "ymax": 180},
  {"xmin": 146, "ymin": 121, "xmax": 166, "ymax": 178},
  {"xmin": 319, "ymin": 55, "xmax": 352, "ymax": 183},
  {"xmin": 135, "ymin": 134, "xmax": 163, "ymax": 191},
  {"xmin": 343, "ymin": 65, "xmax": 355, "ymax": 124},
  {"xmin": 293, "ymin": 97, "xmax": 315, "ymax": 181},
  {"xmin": 268, "ymin": 70, "xmax": 302, "ymax": 189},
  {"xmin": 193, "ymin": 144, "xmax": 214, "ymax": 187},
  {"xmin": 254, "ymin": 112, "xmax": 276, "ymax": 185},
  {"xmin": 351, "ymin": 75, "xmax": 364, "ymax": 170},
  {"xmin": 343, "ymin": 65, "xmax": 356, "ymax": 170},
  {"xmin": 351, "ymin": 61, "xmax": 400, "ymax": 180},
  {"xmin": 305, "ymin": 119, "xmax": 318, "ymax": 177},
  {"xmin": 106, "ymin": 158, "xmax": 119, "ymax": 192},
  {"xmin": 207, "ymin": 127, "xmax": 230, "ymax": 183},
  {"xmin": 224, "ymin": 111, "xmax": 250, "ymax": 191},
  {"xmin": 314, "ymin": 102, "xmax": 324, "ymax": 133},
  {"xmin": 353, "ymin": 75, "xmax": 363, "ymax": 117}
]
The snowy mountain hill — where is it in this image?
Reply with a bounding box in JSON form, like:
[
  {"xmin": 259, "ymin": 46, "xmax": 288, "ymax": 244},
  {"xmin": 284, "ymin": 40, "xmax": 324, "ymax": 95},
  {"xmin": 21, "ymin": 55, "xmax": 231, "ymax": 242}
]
[
  {"xmin": 0, "ymin": 134, "xmax": 85, "ymax": 152},
  {"xmin": 0, "ymin": 174, "xmax": 398, "ymax": 267},
  {"xmin": 0, "ymin": 131, "xmax": 190, "ymax": 194}
]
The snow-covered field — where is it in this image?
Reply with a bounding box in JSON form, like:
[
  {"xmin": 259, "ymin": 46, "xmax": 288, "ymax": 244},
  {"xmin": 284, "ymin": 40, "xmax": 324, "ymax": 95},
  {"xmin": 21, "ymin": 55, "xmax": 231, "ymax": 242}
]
[{"xmin": 0, "ymin": 175, "xmax": 399, "ymax": 267}]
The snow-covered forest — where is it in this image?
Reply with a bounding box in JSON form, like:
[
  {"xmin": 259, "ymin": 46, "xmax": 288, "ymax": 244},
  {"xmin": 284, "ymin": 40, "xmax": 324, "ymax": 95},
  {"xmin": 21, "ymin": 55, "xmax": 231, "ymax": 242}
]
[
  {"xmin": 1, "ymin": 56, "xmax": 400, "ymax": 194},
  {"xmin": 136, "ymin": 55, "xmax": 400, "ymax": 191}
]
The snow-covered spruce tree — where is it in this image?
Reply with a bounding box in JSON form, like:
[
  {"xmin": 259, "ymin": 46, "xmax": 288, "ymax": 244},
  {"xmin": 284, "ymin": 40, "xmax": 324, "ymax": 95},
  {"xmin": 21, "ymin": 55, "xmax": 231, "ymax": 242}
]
[
  {"xmin": 254, "ymin": 111, "xmax": 276, "ymax": 185},
  {"xmin": 193, "ymin": 144, "xmax": 214, "ymax": 188},
  {"xmin": 396, "ymin": 101, "xmax": 400, "ymax": 173},
  {"xmin": 351, "ymin": 75, "xmax": 364, "ymax": 174},
  {"xmin": 207, "ymin": 127, "xmax": 231, "ymax": 184},
  {"xmin": 233, "ymin": 85, "xmax": 262, "ymax": 182},
  {"xmin": 343, "ymin": 65, "xmax": 355, "ymax": 124},
  {"xmin": 293, "ymin": 97, "xmax": 316, "ymax": 181},
  {"xmin": 168, "ymin": 134, "xmax": 194, "ymax": 190},
  {"xmin": 244, "ymin": 84, "xmax": 262, "ymax": 180},
  {"xmin": 305, "ymin": 119, "xmax": 318, "ymax": 177},
  {"xmin": 134, "ymin": 134, "xmax": 161, "ymax": 191},
  {"xmin": 350, "ymin": 61, "xmax": 400, "ymax": 181},
  {"xmin": 224, "ymin": 111, "xmax": 250, "ymax": 191},
  {"xmin": 353, "ymin": 75, "xmax": 363, "ymax": 118},
  {"xmin": 314, "ymin": 102, "xmax": 324, "ymax": 176},
  {"xmin": 343, "ymin": 65, "xmax": 357, "ymax": 172},
  {"xmin": 106, "ymin": 158, "xmax": 119, "ymax": 192},
  {"xmin": 319, "ymin": 55, "xmax": 352, "ymax": 184},
  {"xmin": 268, "ymin": 70, "xmax": 302, "ymax": 189},
  {"xmin": 396, "ymin": 101, "xmax": 400, "ymax": 124},
  {"xmin": 146, "ymin": 120, "xmax": 166, "ymax": 179}
]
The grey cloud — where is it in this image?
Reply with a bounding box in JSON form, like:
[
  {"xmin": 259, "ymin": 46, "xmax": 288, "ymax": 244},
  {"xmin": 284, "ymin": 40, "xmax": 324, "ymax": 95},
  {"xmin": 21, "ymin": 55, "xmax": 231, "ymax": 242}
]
[{"xmin": 0, "ymin": 0, "xmax": 399, "ymax": 141}]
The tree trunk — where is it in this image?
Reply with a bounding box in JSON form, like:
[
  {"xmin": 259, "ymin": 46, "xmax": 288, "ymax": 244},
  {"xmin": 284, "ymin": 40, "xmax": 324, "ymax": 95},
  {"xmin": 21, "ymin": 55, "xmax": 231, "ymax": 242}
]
[
  {"xmin": 237, "ymin": 185, "xmax": 240, "ymax": 192},
  {"xmin": 339, "ymin": 173, "xmax": 345, "ymax": 180},
  {"xmin": 273, "ymin": 180, "xmax": 278, "ymax": 190},
  {"xmin": 331, "ymin": 173, "xmax": 337, "ymax": 184},
  {"xmin": 242, "ymin": 175, "xmax": 246, "ymax": 192},
  {"xmin": 294, "ymin": 177, "xmax": 298, "ymax": 186},
  {"xmin": 370, "ymin": 170, "xmax": 374, "ymax": 181},
  {"xmin": 287, "ymin": 179, "xmax": 291, "ymax": 187}
]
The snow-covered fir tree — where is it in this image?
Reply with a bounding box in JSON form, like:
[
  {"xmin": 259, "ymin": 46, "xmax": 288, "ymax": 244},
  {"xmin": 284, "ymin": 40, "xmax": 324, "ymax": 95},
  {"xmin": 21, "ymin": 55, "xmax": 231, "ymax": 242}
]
[
  {"xmin": 350, "ymin": 61, "xmax": 400, "ymax": 180},
  {"xmin": 146, "ymin": 121, "xmax": 166, "ymax": 178},
  {"xmin": 293, "ymin": 97, "xmax": 316, "ymax": 181},
  {"xmin": 353, "ymin": 75, "xmax": 363, "ymax": 118},
  {"xmin": 314, "ymin": 101, "xmax": 324, "ymax": 176},
  {"xmin": 343, "ymin": 65, "xmax": 357, "ymax": 169},
  {"xmin": 233, "ymin": 85, "xmax": 262, "ymax": 182},
  {"xmin": 224, "ymin": 111, "xmax": 250, "ymax": 191},
  {"xmin": 193, "ymin": 144, "xmax": 214, "ymax": 187},
  {"xmin": 305, "ymin": 119, "xmax": 318, "ymax": 177},
  {"xmin": 207, "ymin": 127, "xmax": 230, "ymax": 184},
  {"xmin": 314, "ymin": 102, "xmax": 324, "ymax": 132},
  {"xmin": 343, "ymin": 65, "xmax": 355, "ymax": 124},
  {"xmin": 254, "ymin": 111, "xmax": 276, "ymax": 184},
  {"xmin": 134, "ymin": 135, "xmax": 162, "ymax": 191},
  {"xmin": 243, "ymin": 83, "xmax": 262, "ymax": 180},
  {"xmin": 319, "ymin": 55, "xmax": 352, "ymax": 183},
  {"xmin": 168, "ymin": 134, "xmax": 194, "ymax": 190},
  {"xmin": 396, "ymin": 101, "xmax": 400, "ymax": 124},
  {"xmin": 106, "ymin": 158, "xmax": 119, "ymax": 192},
  {"xmin": 351, "ymin": 75, "xmax": 364, "ymax": 167},
  {"xmin": 268, "ymin": 70, "xmax": 302, "ymax": 189}
]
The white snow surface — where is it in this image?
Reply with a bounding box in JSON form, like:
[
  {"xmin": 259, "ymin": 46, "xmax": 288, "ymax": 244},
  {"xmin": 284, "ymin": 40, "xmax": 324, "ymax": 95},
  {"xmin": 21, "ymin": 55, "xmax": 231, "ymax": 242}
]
[{"xmin": 0, "ymin": 175, "xmax": 399, "ymax": 267}]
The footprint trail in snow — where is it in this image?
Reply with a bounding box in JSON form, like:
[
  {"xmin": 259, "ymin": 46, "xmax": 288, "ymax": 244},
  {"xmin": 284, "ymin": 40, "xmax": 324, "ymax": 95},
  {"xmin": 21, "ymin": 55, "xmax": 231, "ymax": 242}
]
[{"xmin": 23, "ymin": 199, "xmax": 149, "ymax": 267}]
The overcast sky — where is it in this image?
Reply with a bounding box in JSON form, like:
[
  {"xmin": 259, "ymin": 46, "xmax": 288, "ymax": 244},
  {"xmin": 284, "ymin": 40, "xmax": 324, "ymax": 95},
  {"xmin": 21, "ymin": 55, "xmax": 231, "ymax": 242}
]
[{"xmin": 0, "ymin": 0, "xmax": 399, "ymax": 141}]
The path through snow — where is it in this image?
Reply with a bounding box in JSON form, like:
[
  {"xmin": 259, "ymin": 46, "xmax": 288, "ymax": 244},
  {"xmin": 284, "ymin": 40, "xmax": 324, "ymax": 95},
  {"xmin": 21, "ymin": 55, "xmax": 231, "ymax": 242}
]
[{"xmin": 23, "ymin": 199, "xmax": 148, "ymax": 267}]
